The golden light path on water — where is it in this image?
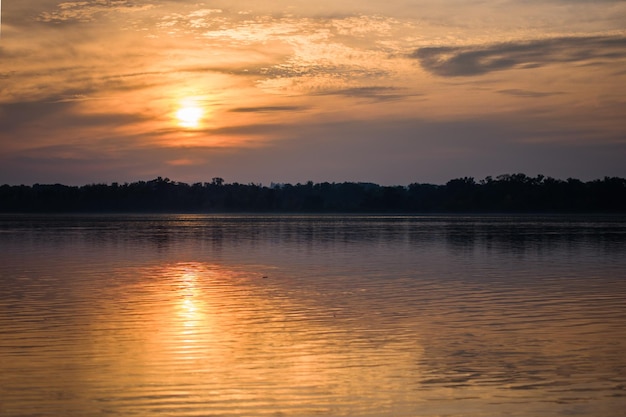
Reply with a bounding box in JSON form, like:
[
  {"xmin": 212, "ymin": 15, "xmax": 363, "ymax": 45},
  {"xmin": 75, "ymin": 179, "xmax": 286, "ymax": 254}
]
[{"xmin": 107, "ymin": 262, "xmax": 426, "ymax": 416}]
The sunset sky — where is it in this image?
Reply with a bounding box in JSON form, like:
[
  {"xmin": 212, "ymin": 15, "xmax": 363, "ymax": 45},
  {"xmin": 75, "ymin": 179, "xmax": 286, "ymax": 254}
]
[{"xmin": 1, "ymin": 1, "xmax": 625, "ymax": 186}]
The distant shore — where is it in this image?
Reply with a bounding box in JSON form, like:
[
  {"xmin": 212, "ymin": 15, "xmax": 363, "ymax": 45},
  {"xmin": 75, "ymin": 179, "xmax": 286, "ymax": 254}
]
[{"xmin": 2, "ymin": 174, "xmax": 625, "ymax": 213}]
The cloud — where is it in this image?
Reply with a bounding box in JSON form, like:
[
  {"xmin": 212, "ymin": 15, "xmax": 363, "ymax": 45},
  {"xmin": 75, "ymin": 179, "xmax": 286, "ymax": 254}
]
[
  {"xmin": 0, "ymin": 98, "xmax": 148, "ymax": 131},
  {"xmin": 312, "ymin": 86, "xmax": 413, "ymax": 102},
  {"xmin": 0, "ymin": 100, "xmax": 75, "ymax": 133},
  {"xmin": 497, "ymin": 89, "xmax": 565, "ymax": 98},
  {"xmin": 412, "ymin": 36, "xmax": 626, "ymax": 77},
  {"xmin": 229, "ymin": 106, "xmax": 307, "ymax": 113},
  {"xmin": 37, "ymin": 0, "xmax": 154, "ymax": 23},
  {"xmin": 24, "ymin": 4, "xmax": 409, "ymax": 98}
]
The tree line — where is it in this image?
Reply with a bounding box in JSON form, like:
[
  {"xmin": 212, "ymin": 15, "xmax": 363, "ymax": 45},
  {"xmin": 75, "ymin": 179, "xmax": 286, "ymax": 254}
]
[{"xmin": 1, "ymin": 174, "xmax": 625, "ymax": 213}]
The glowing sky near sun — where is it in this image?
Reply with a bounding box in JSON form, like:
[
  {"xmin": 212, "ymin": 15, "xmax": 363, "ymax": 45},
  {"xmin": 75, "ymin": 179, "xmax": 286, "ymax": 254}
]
[{"xmin": 0, "ymin": 1, "xmax": 625, "ymax": 185}]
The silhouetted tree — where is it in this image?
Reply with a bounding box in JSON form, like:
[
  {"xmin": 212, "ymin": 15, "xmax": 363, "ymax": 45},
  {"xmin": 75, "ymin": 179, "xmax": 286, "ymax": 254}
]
[{"xmin": 1, "ymin": 174, "xmax": 625, "ymax": 213}]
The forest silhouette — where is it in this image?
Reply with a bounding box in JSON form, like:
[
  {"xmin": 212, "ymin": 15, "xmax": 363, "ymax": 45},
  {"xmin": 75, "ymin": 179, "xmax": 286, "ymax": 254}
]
[{"xmin": 1, "ymin": 174, "xmax": 625, "ymax": 213}]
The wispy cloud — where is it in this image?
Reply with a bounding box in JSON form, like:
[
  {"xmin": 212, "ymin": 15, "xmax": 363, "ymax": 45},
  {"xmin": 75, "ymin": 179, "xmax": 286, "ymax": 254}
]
[
  {"xmin": 413, "ymin": 36, "xmax": 626, "ymax": 77},
  {"xmin": 229, "ymin": 106, "xmax": 307, "ymax": 113},
  {"xmin": 312, "ymin": 86, "xmax": 412, "ymax": 102},
  {"xmin": 37, "ymin": 0, "xmax": 154, "ymax": 23},
  {"xmin": 497, "ymin": 89, "xmax": 565, "ymax": 98}
]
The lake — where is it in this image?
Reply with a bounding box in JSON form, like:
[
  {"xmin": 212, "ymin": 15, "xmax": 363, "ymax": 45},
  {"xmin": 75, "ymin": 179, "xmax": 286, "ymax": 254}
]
[{"xmin": 1, "ymin": 214, "xmax": 625, "ymax": 416}]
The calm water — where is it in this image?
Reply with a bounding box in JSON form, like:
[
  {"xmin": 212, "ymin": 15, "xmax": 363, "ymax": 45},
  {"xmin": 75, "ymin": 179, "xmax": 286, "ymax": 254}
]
[{"xmin": 1, "ymin": 214, "xmax": 625, "ymax": 417}]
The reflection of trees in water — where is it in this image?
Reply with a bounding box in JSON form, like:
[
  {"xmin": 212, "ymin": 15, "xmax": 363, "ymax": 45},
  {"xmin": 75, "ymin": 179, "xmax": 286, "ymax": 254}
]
[
  {"xmin": 4, "ymin": 214, "xmax": 624, "ymax": 260},
  {"xmin": 443, "ymin": 217, "xmax": 626, "ymax": 256}
]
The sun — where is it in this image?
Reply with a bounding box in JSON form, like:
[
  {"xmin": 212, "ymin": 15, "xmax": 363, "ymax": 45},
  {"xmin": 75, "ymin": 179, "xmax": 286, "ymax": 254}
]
[{"xmin": 176, "ymin": 101, "xmax": 204, "ymax": 128}]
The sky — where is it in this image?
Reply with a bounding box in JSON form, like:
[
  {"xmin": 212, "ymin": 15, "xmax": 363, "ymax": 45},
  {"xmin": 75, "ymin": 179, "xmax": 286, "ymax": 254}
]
[{"xmin": 1, "ymin": 0, "xmax": 625, "ymax": 186}]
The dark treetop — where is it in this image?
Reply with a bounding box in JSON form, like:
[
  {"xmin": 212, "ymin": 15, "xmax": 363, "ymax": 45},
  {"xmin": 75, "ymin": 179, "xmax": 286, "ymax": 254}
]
[{"xmin": 1, "ymin": 174, "xmax": 625, "ymax": 213}]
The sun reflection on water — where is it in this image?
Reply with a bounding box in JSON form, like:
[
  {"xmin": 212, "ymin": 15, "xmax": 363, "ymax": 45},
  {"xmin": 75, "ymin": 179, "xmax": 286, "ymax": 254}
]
[{"xmin": 111, "ymin": 260, "xmax": 428, "ymax": 415}]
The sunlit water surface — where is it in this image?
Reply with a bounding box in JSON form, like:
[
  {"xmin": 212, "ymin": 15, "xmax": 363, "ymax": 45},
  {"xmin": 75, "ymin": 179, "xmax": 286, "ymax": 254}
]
[{"xmin": 1, "ymin": 214, "xmax": 625, "ymax": 416}]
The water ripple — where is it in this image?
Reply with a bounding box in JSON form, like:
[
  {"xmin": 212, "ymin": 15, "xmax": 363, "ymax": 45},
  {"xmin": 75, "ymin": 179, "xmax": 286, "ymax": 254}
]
[{"xmin": 1, "ymin": 215, "xmax": 625, "ymax": 416}]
